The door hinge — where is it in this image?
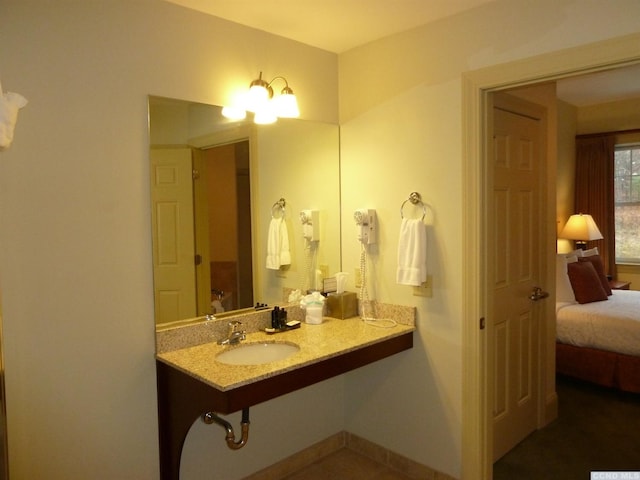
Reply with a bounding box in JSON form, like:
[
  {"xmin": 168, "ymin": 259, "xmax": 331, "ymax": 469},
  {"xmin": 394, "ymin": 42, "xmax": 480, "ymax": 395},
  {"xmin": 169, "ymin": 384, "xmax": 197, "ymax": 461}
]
[
  {"xmin": 479, "ymin": 317, "xmax": 485, "ymax": 330},
  {"xmin": 194, "ymin": 254, "xmax": 202, "ymax": 266},
  {"xmin": 192, "ymin": 169, "xmax": 200, "ymax": 180}
]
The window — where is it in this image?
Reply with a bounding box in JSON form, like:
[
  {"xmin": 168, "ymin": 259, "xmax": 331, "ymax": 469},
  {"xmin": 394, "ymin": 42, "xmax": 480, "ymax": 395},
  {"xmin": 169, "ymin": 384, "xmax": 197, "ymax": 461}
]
[{"xmin": 614, "ymin": 144, "xmax": 640, "ymax": 263}]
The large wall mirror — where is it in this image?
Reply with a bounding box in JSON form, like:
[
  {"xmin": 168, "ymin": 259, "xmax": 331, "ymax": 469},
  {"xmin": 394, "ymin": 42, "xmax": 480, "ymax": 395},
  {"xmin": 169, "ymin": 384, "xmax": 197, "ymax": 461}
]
[{"xmin": 149, "ymin": 96, "xmax": 341, "ymax": 328}]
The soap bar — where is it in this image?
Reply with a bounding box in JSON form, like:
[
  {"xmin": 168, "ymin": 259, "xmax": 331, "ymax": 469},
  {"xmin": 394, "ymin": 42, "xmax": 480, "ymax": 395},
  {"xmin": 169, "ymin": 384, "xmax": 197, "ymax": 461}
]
[
  {"xmin": 264, "ymin": 320, "xmax": 301, "ymax": 334},
  {"xmin": 325, "ymin": 292, "xmax": 358, "ymax": 319}
]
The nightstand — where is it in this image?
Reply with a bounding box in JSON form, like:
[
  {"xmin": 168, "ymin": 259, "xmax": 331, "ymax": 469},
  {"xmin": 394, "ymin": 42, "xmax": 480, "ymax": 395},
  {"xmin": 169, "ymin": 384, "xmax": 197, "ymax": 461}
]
[{"xmin": 609, "ymin": 280, "xmax": 631, "ymax": 290}]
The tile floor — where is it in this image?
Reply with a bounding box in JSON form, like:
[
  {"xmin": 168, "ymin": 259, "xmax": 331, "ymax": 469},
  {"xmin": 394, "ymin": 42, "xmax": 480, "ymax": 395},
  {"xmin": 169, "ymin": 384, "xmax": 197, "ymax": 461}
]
[{"xmin": 281, "ymin": 448, "xmax": 415, "ymax": 480}]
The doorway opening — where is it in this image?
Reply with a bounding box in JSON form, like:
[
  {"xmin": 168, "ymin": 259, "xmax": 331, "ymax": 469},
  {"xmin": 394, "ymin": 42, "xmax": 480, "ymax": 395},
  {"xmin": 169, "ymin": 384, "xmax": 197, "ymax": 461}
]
[{"xmin": 461, "ymin": 33, "xmax": 640, "ymax": 480}]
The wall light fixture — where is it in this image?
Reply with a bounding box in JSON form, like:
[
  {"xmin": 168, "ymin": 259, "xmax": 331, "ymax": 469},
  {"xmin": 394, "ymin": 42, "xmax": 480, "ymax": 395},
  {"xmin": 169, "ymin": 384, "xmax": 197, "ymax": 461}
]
[{"xmin": 222, "ymin": 72, "xmax": 299, "ymax": 124}]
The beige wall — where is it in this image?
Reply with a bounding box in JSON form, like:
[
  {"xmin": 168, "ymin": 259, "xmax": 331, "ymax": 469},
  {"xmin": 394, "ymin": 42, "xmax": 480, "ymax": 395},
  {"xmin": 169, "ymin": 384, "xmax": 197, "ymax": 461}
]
[
  {"xmin": 2, "ymin": 0, "xmax": 640, "ymax": 479},
  {"xmin": 577, "ymin": 96, "xmax": 640, "ymax": 135},
  {"xmin": 338, "ymin": 1, "xmax": 640, "ymax": 477},
  {"xmin": 557, "ymin": 100, "xmax": 578, "ymax": 242},
  {"xmin": 0, "ymin": 1, "xmax": 338, "ymax": 479}
]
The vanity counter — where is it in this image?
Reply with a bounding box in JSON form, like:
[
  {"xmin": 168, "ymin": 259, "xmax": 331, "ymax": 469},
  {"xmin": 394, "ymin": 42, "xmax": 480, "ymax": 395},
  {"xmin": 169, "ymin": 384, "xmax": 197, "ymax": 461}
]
[
  {"xmin": 155, "ymin": 306, "xmax": 414, "ymax": 480},
  {"xmin": 157, "ymin": 316, "xmax": 414, "ymax": 392}
]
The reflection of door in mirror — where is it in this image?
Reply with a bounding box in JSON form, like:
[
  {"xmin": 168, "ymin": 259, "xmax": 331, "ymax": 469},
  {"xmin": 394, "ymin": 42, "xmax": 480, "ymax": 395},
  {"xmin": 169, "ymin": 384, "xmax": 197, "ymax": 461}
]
[
  {"xmin": 150, "ymin": 148, "xmax": 198, "ymax": 324},
  {"xmin": 150, "ymin": 142, "xmax": 253, "ymax": 325}
]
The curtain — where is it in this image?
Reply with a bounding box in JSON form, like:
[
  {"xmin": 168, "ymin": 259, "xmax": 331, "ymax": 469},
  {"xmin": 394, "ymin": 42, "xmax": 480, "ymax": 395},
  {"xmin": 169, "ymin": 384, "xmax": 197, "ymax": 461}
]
[{"xmin": 574, "ymin": 135, "xmax": 616, "ymax": 278}]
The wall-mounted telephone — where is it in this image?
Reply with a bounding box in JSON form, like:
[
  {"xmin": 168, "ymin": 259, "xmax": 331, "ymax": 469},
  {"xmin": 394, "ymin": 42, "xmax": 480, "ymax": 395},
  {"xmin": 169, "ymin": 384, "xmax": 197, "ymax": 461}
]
[
  {"xmin": 300, "ymin": 209, "xmax": 320, "ymax": 242},
  {"xmin": 354, "ymin": 209, "xmax": 376, "ymax": 244}
]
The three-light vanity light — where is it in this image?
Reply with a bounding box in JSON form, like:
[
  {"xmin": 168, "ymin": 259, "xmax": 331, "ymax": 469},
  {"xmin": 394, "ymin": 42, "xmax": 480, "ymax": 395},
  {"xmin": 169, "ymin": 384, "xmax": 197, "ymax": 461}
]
[{"xmin": 222, "ymin": 71, "xmax": 300, "ymax": 124}]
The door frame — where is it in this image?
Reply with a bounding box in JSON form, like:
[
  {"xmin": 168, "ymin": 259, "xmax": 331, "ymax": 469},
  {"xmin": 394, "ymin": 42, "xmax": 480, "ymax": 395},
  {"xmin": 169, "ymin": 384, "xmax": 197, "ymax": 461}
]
[{"xmin": 461, "ymin": 32, "xmax": 640, "ymax": 479}]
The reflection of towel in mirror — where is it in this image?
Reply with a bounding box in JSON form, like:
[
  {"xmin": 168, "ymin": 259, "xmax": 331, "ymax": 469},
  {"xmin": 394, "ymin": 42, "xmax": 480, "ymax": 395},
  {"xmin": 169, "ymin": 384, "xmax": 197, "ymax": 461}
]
[
  {"xmin": 396, "ymin": 218, "xmax": 427, "ymax": 286},
  {"xmin": 0, "ymin": 82, "xmax": 28, "ymax": 151},
  {"xmin": 266, "ymin": 217, "xmax": 291, "ymax": 270}
]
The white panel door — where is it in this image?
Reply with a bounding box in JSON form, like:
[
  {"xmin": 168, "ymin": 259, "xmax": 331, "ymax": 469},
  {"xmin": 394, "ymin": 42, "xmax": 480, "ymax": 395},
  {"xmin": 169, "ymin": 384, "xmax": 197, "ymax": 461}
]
[
  {"xmin": 489, "ymin": 93, "xmax": 546, "ymax": 461},
  {"xmin": 150, "ymin": 148, "xmax": 197, "ymax": 324}
]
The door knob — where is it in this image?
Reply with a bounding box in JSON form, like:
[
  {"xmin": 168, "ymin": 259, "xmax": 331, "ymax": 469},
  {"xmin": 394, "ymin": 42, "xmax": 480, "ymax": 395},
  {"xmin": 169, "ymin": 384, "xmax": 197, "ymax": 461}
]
[{"xmin": 529, "ymin": 286, "xmax": 549, "ymax": 301}]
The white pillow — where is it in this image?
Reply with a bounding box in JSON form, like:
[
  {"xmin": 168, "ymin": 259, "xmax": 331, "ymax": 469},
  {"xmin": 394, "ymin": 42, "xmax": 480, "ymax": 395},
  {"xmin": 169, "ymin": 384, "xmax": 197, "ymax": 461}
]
[
  {"xmin": 566, "ymin": 255, "xmax": 578, "ymax": 263},
  {"xmin": 556, "ymin": 254, "xmax": 577, "ymax": 303},
  {"xmin": 582, "ymin": 247, "xmax": 599, "ymax": 257}
]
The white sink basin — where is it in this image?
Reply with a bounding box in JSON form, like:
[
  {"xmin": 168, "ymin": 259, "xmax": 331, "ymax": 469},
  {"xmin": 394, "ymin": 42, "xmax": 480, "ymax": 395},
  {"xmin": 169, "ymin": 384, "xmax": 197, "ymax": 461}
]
[{"xmin": 216, "ymin": 342, "xmax": 300, "ymax": 365}]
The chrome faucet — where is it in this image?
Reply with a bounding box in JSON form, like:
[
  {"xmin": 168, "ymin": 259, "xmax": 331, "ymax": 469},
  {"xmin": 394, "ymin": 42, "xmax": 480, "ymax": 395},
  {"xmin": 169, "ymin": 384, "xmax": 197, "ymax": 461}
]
[{"xmin": 217, "ymin": 320, "xmax": 246, "ymax": 345}]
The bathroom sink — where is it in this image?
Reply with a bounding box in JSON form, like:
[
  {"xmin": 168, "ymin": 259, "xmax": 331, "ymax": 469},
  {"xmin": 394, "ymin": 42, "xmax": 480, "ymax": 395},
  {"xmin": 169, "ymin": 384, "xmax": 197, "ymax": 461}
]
[{"xmin": 215, "ymin": 342, "xmax": 300, "ymax": 365}]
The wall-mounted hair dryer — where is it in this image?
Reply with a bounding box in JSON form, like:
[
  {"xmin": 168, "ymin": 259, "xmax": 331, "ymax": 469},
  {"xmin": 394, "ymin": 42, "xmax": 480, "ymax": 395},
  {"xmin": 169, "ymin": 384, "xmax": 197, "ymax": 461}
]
[
  {"xmin": 354, "ymin": 209, "xmax": 376, "ymax": 244},
  {"xmin": 300, "ymin": 209, "xmax": 320, "ymax": 242}
]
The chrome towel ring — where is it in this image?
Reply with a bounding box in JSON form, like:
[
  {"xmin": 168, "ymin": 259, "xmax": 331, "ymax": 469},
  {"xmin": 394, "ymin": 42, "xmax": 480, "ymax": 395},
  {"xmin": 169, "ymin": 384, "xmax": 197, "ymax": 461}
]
[
  {"xmin": 400, "ymin": 192, "xmax": 427, "ymax": 220},
  {"xmin": 271, "ymin": 198, "xmax": 286, "ymax": 218}
]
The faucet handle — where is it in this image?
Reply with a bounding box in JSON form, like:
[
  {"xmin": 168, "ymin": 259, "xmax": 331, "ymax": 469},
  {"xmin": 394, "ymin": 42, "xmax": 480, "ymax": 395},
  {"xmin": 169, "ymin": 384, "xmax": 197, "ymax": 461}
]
[{"xmin": 228, "ymin": 320, "xmax": 243, "ymax": 334}]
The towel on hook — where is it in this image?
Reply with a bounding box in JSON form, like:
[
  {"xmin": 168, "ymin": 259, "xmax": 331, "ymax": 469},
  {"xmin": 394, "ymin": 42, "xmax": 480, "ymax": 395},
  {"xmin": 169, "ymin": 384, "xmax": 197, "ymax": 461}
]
[
  {"xmin": 266, "ymin": 217, "xmax": 291, "ymax": 270},
  {"xmin": 0, "ymin": 81, "xmax": 28, "ymax": 151},
  {"xmin": 396, "ymin": 218, "xmax": 427, "ymax": 286}
]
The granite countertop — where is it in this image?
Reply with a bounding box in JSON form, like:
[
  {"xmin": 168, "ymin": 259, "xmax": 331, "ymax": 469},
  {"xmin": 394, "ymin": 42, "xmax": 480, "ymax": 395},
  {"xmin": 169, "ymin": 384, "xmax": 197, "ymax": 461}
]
[{"xmin": 156, "ymin": 316, "xmax": 415, "ymax": 392}]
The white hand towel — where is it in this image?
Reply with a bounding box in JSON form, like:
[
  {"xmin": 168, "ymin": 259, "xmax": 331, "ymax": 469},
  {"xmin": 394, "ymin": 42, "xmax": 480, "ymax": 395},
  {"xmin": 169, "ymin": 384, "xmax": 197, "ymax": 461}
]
[
  {"xmin": 279, "ymin": 220, "xmax": 291, "ymax": 266},
  {"xmin": 396, "ymin": 218, "xmax": 427, "ymax": 286},
  {"xmin": 0, "ymin": 82, "xmax": 28, "ymax": 151},
  {"xmin": 266, "ymin": 217, "xmax": 291, "ymax": 270}
]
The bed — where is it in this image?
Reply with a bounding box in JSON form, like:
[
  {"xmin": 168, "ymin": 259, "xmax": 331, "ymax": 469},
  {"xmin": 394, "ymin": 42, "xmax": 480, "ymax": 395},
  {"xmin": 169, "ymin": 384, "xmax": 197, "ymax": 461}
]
[{"xmin": 555, "ymin": 248, "xmax": 640, "ymax": 392}]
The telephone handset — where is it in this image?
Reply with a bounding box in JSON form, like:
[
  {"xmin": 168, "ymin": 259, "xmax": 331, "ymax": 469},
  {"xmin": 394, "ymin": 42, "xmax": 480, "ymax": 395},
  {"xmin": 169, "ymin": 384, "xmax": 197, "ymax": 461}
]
[
  {"xmin": 354, "ymin": 209, "xmax": 376, "ymax": 244},
  {"xmin": 300, "ymin": 209, "xmax": 320, "ymax": 242}
]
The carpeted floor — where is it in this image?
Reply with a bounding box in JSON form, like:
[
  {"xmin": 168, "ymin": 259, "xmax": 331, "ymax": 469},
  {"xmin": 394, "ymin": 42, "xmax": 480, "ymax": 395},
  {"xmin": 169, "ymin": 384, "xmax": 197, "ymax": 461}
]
[{"xmin": 493, "ymin": 375, "xmax": 640, "ymax": 479}]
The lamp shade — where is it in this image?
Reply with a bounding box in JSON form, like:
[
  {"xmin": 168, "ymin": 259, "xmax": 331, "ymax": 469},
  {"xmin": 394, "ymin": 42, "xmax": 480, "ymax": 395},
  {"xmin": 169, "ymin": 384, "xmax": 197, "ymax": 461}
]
[{"xmin": 559, "ymin": 213, "xmax": 603, "ymax": 241}]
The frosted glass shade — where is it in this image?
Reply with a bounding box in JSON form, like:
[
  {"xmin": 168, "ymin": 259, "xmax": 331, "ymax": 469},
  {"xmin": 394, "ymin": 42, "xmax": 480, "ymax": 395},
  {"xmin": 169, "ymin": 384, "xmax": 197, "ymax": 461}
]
[
  {"xmin": 221, "ymin": 106, "xmax": 247, "ymax": 120},
  {"xmin": 246, "ymin": 84, "xmax": 270, "ymax": 113},
  {"xmin": 253, "ymin": 106, "xmax": 277, "ymax": 124},
  {"xmin": 273, "ymin": 91, "xmax": 299, "ymax": 118}
]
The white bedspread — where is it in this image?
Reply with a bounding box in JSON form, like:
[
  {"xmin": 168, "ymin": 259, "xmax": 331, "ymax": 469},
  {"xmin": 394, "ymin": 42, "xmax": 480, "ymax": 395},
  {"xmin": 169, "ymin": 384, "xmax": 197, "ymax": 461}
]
[{"xmin": 556, "ymin": 290, "xmax": 640, "ymax": 356}]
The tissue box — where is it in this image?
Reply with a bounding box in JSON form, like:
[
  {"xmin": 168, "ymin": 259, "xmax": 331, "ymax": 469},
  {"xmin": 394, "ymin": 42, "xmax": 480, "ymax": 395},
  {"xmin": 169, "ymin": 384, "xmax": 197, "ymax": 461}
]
[
  {"xmin": 325, "ymin": 292, "xmax": 358, "ymax": 319},
  {"xmin": 322, "ymin": 277, "xmax": 337, "ymax": 294}
]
